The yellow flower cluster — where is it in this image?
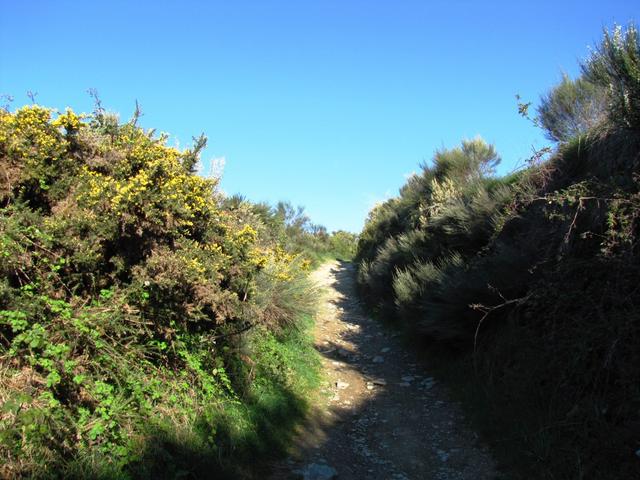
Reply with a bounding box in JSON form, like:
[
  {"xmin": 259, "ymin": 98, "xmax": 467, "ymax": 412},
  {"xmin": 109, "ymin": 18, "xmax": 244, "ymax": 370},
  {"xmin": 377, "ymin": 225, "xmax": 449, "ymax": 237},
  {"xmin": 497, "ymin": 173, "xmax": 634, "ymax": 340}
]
[
  {"xmin": 234, "ymin": 225, "xmax": 258, "ymax": 246},
  {"xmin": 52, "ymin": 108, "xmax": 85, "ymax": 133},
  {"xmin": 77, "ymin": 133, "xmax": 215, "ymax": 231},
  {"xmin": 271, "ymin": 245, "xmax": 298, "ymax": 264},
  {"xmin": 275, "ymin": 271, "xmax": 293, "ymax": 282},
  {"xmin": 247, "ymin": 247, "xmax": 269, "ymax": 268},
  {"xmin": 199, "ymin": 241, "xmax": 231, "ymax": 273},
  {"xmin": 111, "ymin": 169, "xmax": 151, "ymax": 209},
  {"xmin": 78, "ymin": 167, "xmax": 116, "ymax": 207},
  {"xmin": 179, "ymin": 254, "xmax": 206, "ymax": 277},
  {"xmin": 0, "ymin": 110, "xmax": 13, "ymax": 145},
  {"xmin": 128, "ymin": 142, "xmax": 180, "ymax": 166},
  {"xmin": 203, "ymin": 243, "xmax": 223, "ymax": 254},
  {"xmin": 0, "ymin": 106, "xmax": 64, "ymax": 162},
  {"xmin": 161, "ymin": 171, "xmax": 213, "ymax": 221},
  {"xmin": 260, "ymin": 245, "xmax": 303, "ymax": 282}
]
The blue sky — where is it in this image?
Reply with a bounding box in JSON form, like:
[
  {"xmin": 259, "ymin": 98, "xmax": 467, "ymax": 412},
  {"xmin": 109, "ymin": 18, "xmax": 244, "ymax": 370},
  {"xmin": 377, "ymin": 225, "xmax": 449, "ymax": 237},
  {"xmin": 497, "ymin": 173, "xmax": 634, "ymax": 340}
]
[{"xmin": 1, "ymin": 1, "xmax": 637, "ymax": 232}]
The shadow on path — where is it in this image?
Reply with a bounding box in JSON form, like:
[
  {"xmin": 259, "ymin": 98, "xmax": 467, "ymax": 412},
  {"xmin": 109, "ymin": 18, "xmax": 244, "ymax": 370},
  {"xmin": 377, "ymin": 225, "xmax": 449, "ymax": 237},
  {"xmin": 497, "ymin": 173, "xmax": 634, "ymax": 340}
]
[{"xmin": 269, "ymin": 261, "xmax": 496, "ymax": 480}]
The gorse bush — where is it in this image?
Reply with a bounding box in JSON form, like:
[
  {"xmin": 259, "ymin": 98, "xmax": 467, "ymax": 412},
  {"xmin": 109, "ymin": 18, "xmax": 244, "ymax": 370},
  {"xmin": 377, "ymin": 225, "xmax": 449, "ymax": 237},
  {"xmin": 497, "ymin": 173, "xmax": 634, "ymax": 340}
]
[
  {"xmin": 0, "ymin": 104, "xmax": 321, "ymax": 478},
  {"xmin": 225, "ymin": 197, "xmax": 358, "ymax": 265},
  {"xmin": 355, "ymin": 23, "xmax": 640, "ymax": 478}
]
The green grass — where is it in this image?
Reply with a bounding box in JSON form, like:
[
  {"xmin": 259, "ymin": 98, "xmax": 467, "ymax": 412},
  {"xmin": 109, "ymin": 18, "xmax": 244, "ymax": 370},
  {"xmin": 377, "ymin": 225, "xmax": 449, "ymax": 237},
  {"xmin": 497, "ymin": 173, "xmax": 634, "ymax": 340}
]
[{"xmin": 56, "ymin": 315, "xmax": 321, "ymax": 480}]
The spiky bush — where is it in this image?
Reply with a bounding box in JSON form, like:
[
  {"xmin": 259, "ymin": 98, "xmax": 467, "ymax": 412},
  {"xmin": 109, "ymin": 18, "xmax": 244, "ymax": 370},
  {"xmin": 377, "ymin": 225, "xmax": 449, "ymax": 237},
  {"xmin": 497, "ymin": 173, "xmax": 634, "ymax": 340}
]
[
  {"xmin": 0, "ymin": 105, "xmax": 320, "ymax": 478},
  {"xmin": 356, "ymin": 137, "xmax": 516, "ymax": 335}
]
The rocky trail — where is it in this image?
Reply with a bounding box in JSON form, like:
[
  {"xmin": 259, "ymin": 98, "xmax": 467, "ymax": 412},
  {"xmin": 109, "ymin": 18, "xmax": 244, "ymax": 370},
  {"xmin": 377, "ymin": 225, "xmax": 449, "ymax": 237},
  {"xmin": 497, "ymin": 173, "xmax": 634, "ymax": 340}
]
[{"xmin": 270, "ymin": 261, "xmax": 497, "ymax": 480}]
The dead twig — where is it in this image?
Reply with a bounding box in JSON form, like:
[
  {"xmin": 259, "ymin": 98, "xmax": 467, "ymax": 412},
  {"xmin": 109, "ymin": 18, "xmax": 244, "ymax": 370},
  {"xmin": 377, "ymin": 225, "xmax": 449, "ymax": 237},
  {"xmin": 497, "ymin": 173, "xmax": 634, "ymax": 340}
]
[
  {"xmin": 212, "ymin": 322, "xmax": 256, "ymax": 340},
  {"xmin": 471, "ymin": 290, "xmax": 532, "ymax": 369},
  {"xmin": 563, "ymin": 197, "xmax": 601, "ymax": 244}
]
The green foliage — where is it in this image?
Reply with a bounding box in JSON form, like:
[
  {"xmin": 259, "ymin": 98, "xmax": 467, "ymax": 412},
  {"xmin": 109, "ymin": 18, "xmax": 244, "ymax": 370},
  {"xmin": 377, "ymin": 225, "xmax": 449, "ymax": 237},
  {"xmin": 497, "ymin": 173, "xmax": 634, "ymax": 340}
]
[
  {"xmin": 356, "ymin": 136, "xmax": 514, "ymax": 337},
  {"xmin": 430, "ymin": 137, "xmax": 501, "ymax": 181},
  {"xmin": 583, "ymin": 23, "xmax": 640, "ymax": 131},
  {"xmin": 226, "ymin": 198, "xmax": 358, "ymax": 266},
  {"xmin": 0, "ymin": 105, "xmax": 321, "ymax": 478},
  {"xmin": 354, "ymin": 24, "xmax": 640, "ymax": 477},
  {"xmin": 537, "ymin": 73, "xmax": 607, "ymax": 142}
]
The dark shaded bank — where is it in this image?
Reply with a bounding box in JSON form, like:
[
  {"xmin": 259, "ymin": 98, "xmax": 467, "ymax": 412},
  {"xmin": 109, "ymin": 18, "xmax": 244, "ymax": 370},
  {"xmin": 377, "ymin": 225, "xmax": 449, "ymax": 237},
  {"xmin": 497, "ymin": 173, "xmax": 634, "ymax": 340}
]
[
  {"xmin": 357, "ymin": 137, "xmax": 640, "ymax": 478},
  {"xmin": 354, "ymin": 25, "xmax": 640, "ymax": 479}
]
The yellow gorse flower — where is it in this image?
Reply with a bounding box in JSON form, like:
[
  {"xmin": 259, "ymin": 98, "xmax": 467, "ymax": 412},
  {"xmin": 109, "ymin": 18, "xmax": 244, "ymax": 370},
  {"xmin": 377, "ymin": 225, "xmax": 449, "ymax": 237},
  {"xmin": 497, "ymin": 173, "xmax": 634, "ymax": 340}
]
[
  {"xmin": 52, "ymin": 108, "xmax": 85, "ymax": 132},
  {"xmin": 0, "ymin": 105, "xmax": 65, "ymax": 163}
]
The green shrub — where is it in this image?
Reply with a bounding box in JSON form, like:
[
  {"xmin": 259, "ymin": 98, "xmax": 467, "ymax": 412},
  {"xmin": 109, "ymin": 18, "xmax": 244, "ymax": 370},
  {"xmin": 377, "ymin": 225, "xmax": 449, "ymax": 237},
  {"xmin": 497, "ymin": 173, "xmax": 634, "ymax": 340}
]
[
  {"xmin": 583, "ymin": 23, "xmax": 640, "ymax": 131},
  {"xmin": 354, "ymin": 25, "xmax": 640, "ymax": 477},
  {"xmin": 0, "ymin": 105, "xmax": 321, "ymax": 478},
  {"xmin": 537, "ymin": 73, "xmax": 607, "ymax": 142},
  {"xmin": 356, "ymin": 137, "xmax": 515, "ymax": 335}
]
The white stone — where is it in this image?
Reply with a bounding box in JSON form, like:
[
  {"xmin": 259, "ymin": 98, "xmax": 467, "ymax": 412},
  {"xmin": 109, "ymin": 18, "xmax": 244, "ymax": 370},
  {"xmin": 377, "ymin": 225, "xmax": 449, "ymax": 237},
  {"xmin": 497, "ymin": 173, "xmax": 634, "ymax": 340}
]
[{"xmin": 297, "ymin": 463, "xmax": 338, "ymax": 480}]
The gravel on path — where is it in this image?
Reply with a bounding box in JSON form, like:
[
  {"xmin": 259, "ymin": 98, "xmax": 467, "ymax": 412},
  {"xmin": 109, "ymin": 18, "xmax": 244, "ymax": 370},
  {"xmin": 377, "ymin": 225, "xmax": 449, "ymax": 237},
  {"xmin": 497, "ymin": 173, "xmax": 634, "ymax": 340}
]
[{"xmin": 269, "ymin": 261, "xmax": 497, "ymax": 480}]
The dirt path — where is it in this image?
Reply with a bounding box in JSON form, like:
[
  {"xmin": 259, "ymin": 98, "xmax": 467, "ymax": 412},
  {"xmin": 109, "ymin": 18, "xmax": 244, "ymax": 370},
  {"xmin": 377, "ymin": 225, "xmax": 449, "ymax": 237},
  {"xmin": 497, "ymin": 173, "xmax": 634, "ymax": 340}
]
[{"xmin": 270, "ymin": 261, "xmax": 497, "ymax": 480}]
